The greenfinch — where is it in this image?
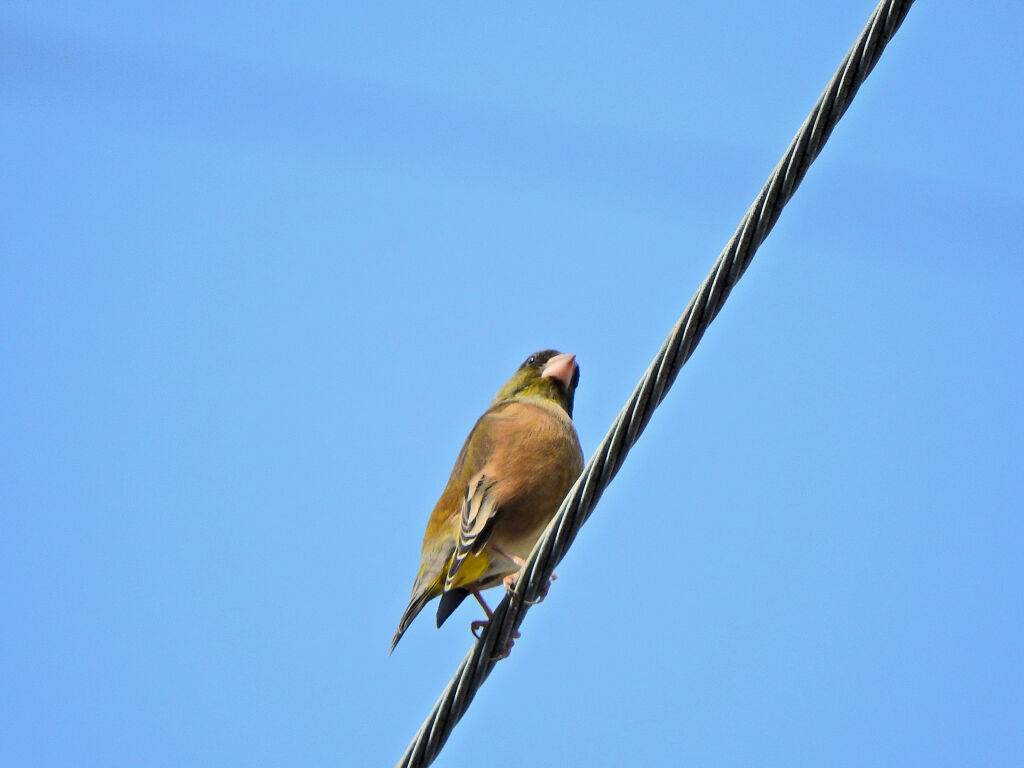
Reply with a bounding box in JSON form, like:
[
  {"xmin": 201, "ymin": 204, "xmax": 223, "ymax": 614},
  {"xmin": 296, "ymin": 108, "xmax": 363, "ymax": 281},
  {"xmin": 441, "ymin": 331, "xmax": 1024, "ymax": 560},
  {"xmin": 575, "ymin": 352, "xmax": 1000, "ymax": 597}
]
[{"xmin": 390, "ymin": 350, "xmax": 583, "ymax": 654}]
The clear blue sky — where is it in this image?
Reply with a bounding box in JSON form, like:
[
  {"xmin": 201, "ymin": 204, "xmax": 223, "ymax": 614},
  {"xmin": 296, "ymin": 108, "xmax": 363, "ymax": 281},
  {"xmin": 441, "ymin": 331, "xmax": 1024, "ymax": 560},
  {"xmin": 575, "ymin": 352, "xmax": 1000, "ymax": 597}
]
[{"xmin": 3, "ymin": 2, "xmax": 1022, "ymax": 766}]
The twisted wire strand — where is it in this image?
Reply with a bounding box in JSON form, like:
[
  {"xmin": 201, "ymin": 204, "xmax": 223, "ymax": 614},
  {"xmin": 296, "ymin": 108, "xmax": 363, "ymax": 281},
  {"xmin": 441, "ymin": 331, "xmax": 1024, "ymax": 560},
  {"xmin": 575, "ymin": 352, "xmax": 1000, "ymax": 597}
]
[{"xmin": 396, "ymin": 1, "xmax": 915, "ymax": 765}]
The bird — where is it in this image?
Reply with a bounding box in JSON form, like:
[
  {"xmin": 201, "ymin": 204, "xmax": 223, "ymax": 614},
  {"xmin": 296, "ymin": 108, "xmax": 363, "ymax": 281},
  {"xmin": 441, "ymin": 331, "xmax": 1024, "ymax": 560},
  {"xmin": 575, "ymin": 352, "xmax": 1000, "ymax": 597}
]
[{"xmin": 390, "ymin": 350, "xmax": 584, "ymax": 654}]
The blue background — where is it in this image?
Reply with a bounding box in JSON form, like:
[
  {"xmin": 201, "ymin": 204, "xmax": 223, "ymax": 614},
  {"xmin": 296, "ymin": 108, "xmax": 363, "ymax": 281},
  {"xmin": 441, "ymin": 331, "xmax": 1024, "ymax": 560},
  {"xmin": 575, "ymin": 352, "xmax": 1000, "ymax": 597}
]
[{"xmin": 3, "ymin": 2, "xmax": 1022, "ymax": 766}]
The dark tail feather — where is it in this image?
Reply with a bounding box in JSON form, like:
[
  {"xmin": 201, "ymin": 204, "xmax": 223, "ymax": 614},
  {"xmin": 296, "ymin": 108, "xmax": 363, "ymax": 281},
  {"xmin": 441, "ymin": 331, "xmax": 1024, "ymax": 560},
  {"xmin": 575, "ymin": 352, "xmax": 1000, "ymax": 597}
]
[
  {"xmin": 389, "ymin": 591, "xmax": 433, "ymax": 654},
  {"xmin": 436, "ymin": 588, "xmax": 470, "ymax": 628}
]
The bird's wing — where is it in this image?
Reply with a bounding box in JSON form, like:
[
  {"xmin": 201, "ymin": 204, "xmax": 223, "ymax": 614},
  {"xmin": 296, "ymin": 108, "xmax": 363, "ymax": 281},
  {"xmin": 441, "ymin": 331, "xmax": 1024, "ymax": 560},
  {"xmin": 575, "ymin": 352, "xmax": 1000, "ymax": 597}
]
[
  {"xmin": 390, "ymin": 534, "xmax": 455, "ymax": 653},
  {"xmin": 444, "ymin": 470, "xmax": 498, "ymax": 591}
]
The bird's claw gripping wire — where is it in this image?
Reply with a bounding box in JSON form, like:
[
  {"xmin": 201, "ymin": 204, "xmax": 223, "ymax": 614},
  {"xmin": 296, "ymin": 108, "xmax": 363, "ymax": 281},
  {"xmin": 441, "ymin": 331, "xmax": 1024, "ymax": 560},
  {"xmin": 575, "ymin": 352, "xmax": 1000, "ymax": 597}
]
[
  {"xmin": 496, "ymin": 549, "xmax": 557, "ymax": 604},
  {"xmin": 469, "ymin": 589, "xmax": 521, "ymax": 659}
]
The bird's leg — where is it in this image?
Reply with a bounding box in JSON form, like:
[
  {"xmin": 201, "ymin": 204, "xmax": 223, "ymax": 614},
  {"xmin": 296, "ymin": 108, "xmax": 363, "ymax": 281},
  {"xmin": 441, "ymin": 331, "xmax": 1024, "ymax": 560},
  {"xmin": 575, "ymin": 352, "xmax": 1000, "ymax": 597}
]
[
  {"xmin": 468, "ymin": 587, "xmax": 519, "ymax": 659},
  {"xmin": 492, "ymin": 544, "xmax": 557, "ymax": 603},
  {"xmin": 469, "ymin": 587, "xmax": 494, "ymax": 638}
]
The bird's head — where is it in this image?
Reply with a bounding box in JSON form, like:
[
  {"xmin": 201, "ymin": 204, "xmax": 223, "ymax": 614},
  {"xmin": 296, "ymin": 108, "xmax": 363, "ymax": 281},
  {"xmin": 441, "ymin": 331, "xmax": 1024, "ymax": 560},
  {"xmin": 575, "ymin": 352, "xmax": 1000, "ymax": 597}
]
[{"xmin": 493, "ymin": 349, "xmax": 580, "ymax": 417}]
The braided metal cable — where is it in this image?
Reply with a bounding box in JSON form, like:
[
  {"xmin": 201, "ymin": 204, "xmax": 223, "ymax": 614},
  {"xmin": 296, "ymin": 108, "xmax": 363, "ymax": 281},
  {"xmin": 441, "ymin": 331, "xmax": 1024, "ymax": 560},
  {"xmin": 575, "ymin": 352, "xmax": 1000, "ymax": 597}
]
[{"xmin": 396, "ymin": 1, "xmax": 915, "ymax": 765}]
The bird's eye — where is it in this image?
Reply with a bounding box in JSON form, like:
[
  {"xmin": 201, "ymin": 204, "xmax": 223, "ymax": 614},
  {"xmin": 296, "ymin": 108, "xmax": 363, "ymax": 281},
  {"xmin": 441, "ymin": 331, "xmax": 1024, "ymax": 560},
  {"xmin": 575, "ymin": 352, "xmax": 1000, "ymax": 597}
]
[{"xmin": 525, "ymin": 354, "xmax": 537, "ymax": 366}]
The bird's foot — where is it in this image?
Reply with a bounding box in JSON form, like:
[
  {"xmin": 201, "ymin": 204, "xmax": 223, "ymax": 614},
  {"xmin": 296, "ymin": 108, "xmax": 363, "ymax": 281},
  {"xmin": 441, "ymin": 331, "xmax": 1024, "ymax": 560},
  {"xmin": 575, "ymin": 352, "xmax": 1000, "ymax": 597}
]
[
  {"xmin": 503, "ymin": 568, "xmax": 557, "ymax": 604},
  {"xmin": 470, "ymin": 620, "xmax": 520, "ymax": 659}
]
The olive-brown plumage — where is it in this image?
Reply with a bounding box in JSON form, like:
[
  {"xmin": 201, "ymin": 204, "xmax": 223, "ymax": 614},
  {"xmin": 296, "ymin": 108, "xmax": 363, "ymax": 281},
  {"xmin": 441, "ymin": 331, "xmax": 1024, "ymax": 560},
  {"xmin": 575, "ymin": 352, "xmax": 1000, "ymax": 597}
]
[{"xmin": 390, "ymin": 350, "xmax": 583, "ymax": 653}]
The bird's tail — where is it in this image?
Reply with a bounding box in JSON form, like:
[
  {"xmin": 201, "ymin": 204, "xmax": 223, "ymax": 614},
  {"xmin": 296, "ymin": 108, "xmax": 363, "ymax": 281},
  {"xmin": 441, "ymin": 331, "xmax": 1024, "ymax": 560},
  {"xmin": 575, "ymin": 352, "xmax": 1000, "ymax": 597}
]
[
  {"xmin": 389, "ymin": 590, "xmax": 433, "ymax": 654},
  {"xmin": 435, "ymin": 587, "xmax": 470, "ymax": 629}
]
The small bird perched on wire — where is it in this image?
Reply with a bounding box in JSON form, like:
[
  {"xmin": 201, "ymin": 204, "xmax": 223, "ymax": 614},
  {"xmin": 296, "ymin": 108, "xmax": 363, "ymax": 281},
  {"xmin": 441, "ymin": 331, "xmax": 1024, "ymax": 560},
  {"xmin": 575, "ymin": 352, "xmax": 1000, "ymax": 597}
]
[{"xmin": 390, "ymin": 350, "xmax": 584, "ymax": 654}]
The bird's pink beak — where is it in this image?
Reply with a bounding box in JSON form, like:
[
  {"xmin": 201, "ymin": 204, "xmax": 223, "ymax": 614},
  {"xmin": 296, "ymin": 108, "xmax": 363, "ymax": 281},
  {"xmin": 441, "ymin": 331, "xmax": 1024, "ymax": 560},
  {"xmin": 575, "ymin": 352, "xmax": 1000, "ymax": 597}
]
[{"xmin": 541, "ymin": 353, "xmax": 577, "ymax": 389}]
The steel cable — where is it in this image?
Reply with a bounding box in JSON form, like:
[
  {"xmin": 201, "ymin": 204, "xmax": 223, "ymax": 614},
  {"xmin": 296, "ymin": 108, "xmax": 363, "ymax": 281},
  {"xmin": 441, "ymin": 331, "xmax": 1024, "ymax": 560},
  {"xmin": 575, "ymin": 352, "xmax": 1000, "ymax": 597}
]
[{"xmin": 396, "ymin": 1, "xmax": 915, "ymax": 765}]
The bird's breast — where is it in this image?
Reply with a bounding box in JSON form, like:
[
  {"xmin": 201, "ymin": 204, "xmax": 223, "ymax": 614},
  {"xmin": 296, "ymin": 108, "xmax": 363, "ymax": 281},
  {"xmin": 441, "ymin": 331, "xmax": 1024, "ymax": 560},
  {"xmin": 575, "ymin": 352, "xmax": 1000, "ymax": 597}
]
[{"xmin": 481, "ymin": 400, "xmax": 583, "ymax": 554}]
